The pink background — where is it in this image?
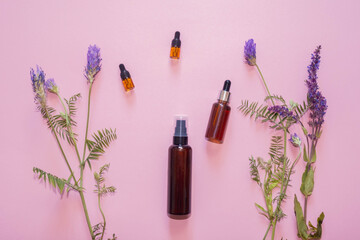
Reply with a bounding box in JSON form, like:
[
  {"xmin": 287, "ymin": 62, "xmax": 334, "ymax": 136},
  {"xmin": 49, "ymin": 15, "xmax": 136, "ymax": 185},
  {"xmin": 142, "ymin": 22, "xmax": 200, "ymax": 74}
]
[{"xmin": 1, "ymin": 0, "xmax": 359, "ymax": 239}]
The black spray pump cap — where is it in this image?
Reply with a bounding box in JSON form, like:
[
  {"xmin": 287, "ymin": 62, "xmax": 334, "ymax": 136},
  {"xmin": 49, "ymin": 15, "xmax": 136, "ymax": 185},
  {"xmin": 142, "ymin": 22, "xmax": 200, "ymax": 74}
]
[
  {"xmin": 119, "ymin": 63, "xmax": 131, "ymax": 80},
  {"xmin": 173, "ymin": 117, "xmax": 188, "ymax": 145},
  {"xmin": 223, "ymin": 80, "xmax": 231, "ymax": 91},
  {"xmin": 174, "ymin": 119, "xmax": 187, "ymax": 137}
]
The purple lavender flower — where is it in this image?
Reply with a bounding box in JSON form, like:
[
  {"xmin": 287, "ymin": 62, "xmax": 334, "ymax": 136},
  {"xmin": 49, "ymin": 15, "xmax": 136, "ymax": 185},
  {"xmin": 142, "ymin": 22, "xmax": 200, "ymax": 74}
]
[
  {"xmin": 289, "ymin": 133, "xmax": 301, "ymax": 147},
  {"xmin": 30, "ymin": 66, "xmax": 47, "ymax": 107},
  {"xmin": 85, "ymin": 45, "xmax": 102, "ymax": 82},
  {"xmin": 244, "ymin": 39, "xmax": 256, "ymax": 66},
  {"xmin": 268, "ymin": 105, "xmax": 297, "ymax": 120},
  {"xmin": 45, "ymin": 78, "xmax": 58, "ymax": 94},
  {"xmin": 306, "ymin": 46, "xmax": 327, "ymax": 138}
]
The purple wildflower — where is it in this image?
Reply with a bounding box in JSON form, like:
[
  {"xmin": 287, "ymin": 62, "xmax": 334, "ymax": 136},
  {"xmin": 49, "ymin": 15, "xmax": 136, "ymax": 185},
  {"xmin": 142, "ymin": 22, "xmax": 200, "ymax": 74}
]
[
  {"xmin": 306, "ymin": 46, "xmax": 327, "ymax": 138},
  {"xmin": 30, "ymin": 66, "xmax": 47, "ymax": 107},
  {"xmin": 289, "ymin": 133, "xmax": 301, "ymax": 147},
  {"xmin": 45, "ymin": 78, "xmax": 58, "ymax": 94},
  {"xmin": 85, "ymin": 45, "xmax": 102, "ymax": 82},
  {"xmin": 244, "ymin": 39, "xmax": 256, "ymax": 66},
  {"xmin": 268, "ymin": 105, "xmax": 297, "ymax": 120}
]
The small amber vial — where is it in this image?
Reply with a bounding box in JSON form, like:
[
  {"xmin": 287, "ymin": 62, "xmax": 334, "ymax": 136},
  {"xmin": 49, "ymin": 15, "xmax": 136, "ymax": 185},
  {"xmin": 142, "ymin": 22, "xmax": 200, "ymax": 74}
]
[
  {"xmin": 119, "ymin": 64, "xmax": 135, "ymax": 92},
  {"xmin": 170, "ymin": 31, "xmax": 181, "ymax": 59}
]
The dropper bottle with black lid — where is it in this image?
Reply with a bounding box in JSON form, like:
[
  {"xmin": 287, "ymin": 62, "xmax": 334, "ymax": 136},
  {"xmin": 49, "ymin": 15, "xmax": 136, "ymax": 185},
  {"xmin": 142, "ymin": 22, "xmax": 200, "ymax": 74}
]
[
  {"xmin": 170, "ymin": 31, "xmax": 181, "ymax": 59},
  {"xmin": 167, "ymin": 116, "xmax": 192, "ymax": 219},
  {"xmin": 119, "ymin": 64, "xmax": 135, "ymax": 92},
  {"xmin": 205, "ymin": 80, "xmax": 232, "ymax": 144}
]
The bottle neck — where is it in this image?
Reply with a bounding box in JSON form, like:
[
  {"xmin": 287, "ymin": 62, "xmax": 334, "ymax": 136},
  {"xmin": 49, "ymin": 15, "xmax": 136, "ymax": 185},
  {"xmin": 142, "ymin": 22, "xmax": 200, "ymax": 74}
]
[
  {"xmin": 218, "ymin": 90, "xmax": 230, "ymax": 102},
  {"xmin": 173, "ymin": 136, "xmax": 188, "ymax": 145}
]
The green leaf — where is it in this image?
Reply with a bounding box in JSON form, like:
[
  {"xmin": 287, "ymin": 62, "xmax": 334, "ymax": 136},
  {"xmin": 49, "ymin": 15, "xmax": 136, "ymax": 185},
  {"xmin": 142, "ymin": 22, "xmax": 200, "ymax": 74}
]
[
  {"xmin": 316, "ymin": 130, "xmax": 323, "ymax": 139},
  {"xmin": 33, "ymin": 167, "xmax": 69, "ymax": 194},
  {"xmin": 265, "ymin": 194, "xmax": 273, "ymax": 217},
  {"xmin": 294, "ymin": 101, "xmax": 308, "ymax": 118},
  {"xmin": 255, "ymin": 203, "xmax": 269, "ymax": 219},
  {"xmin": 302, "ymin": 126, "xmax": 308, "ymax": 136},
  {"xmin": 64, "ymin": 93, "xmax": 81, "ymax": 118},
  {"xmin": 249, "ymin": 156, "xmax": 260, "ymax": 184},
  {"xmin": 255, "ymin": 203, "xmax": 267, "ymax": 214},
  {"xmin": 294, "ymin": 194, "xmax": 309, "ymax": 240},
  {"xmin": 94, "ymin": 164, "xmax": 116, "ymax": 197},
  {"xmin": 268, "ymin": 181, "xmax": 279, "ymax": 191},
  {"xmin": 310, "ymin": 149, "xmax": 316, "ymax": 163},
  {"xmin": 300, "ymin": 167, "xmax": 315, "ymax": 197},
  {"xmin": 238, "ymin": 100, "xmax": 279, "ymax": 123},
  {"xmin": 308, "ymin": 212, "xmax": 325, "ymax": 239},
  {"xmin": 264, "ymin": 94, "xmax": 286, "ymax": 104},
  {"xmin": 303, "ymin": 146, "xmax": 309, "ymax": 163},
  {"xmin": 86, "ymin": 128, "xmax": 117, "ymax": 164}
]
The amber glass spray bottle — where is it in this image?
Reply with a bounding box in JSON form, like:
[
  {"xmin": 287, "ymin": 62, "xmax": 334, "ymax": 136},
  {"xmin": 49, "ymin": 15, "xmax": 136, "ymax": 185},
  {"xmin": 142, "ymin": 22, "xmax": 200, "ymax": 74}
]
[
  {"xmin": 205, "ymin": 80, "xmax": 231, "ymax": 144},
  {"xmin": 167, "ymin": 116, "xmax": 192, "ymax": 219},
  {"xmin": 170, "ymin": 31, "xmax": 181, "ymax": 59},
  {"xmin": 119, "ymin": 64, "xmax": 135, "ymax": 92}
]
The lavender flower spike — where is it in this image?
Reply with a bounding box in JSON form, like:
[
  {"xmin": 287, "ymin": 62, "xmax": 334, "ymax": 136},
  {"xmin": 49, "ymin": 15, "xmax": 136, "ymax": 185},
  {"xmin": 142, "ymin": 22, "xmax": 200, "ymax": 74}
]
[
  {"xmin": 45, "ymin": 78, "xmax": 58, "ymax": 94},
  {"xmin": 306, "ymin": 46, "xmax": 327, "ymax": 137},
  {"xmin": 30, "ymin": 66, "xmax": 47, "ymax": 107},
  {"xmin": 85, "ymin": 44, "xmax": 102, "ymax": 83},
  {"xmin": 244, "ymin": 39, "xmax": 256, "ymax": 66},
  {"xmin": 289, "ymin": 133, "xmax": 301, "ymax": 148}
]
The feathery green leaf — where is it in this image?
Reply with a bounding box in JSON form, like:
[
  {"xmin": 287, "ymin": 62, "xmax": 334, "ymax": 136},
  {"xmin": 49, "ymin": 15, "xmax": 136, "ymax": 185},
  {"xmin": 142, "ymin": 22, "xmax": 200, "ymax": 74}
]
[
  {"xmin": 33, "ymin": 167, "xmax": 72, "ymax": 194},
  {"xmin": 86, "ymin": 128, "xmax": 117, "ymax": 166}
]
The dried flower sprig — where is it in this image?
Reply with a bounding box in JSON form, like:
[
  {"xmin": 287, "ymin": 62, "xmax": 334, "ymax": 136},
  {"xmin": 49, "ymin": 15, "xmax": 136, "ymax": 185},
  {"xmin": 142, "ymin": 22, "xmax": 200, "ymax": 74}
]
[
  {"xmin": 30, "ymin": 66, "xmax": 47, "ymax": 108},
  {"xmin": 294, "ymin": 46, "xmax": 326, "ymax": 240},
  {"xmin": 31, "ymin": 45, "xmax": 117, "ymax": 240},
  {"xmin": 240, "ymin": 40, "xmax": 326, "ymax": 240},
  {"xmin": 85, "ymin": 44, "xmax": 102, "ymax": 83}
]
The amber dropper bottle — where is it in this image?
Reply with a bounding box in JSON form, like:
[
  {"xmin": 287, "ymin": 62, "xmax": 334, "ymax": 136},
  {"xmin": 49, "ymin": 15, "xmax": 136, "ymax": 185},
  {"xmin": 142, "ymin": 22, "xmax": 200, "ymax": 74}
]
[
  {"xmin": 205, "ymin": 80, "xmax": 231, "ymax": 144},
  {"xmin": 167, "ymin": 117, "xmax": 192, "ymax": 219},
  {"xmin": 170, "ymin": 31, "xmax": 181, "ymax": 59},
  {"xmin": 119, "ymin": 64, "xmax": 135, "ymax": 92}
]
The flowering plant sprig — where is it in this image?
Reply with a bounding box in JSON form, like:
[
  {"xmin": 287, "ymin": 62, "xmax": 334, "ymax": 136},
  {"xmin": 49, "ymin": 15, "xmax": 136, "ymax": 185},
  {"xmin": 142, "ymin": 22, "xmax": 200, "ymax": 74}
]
[
  {"xmin": 240, "ymin": 40, "xmax": 326, "ymax": 239},
  {"xmin": 31, "ymin": 45, "xmax": 117, "ymax": 240},
  {"xmin": 293, "ymin": 46, "xmax": 326, "ymax": 240}
]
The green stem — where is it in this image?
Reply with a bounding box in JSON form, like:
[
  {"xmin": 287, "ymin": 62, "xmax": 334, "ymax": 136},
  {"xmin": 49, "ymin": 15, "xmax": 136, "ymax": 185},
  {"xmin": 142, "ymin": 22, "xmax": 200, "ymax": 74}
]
[
  {"xmin": 81, "ymin": 81, "xmax": 93, "ymax": 169},
  {"xmin": 79, "ymin": 81, "xmax": 95, "ymax": 239},
  {"xmin": 255, "ymin": 64, "xmax": 275, "ymax": 106},
  {"xmin": 56, "ymin": 93, "xmax": 82, "ymax": 165},
  {"xmin": 56, "ymin": 92, "xmax": 94, "ymax": 238},
  {"xmin": 271, "ymin": 221, "xmax": 276, "ymax": 240},
  {"xmin": 255, "ymin": 63, "xmax": 288, "ymax": 132},
  {"xmin": 44, "ymin": 107, "xmax": 77, "ymax": 185},
  {"xmin": 263, "ymin": 222, "xmax": 272, "ymax": 240},
  {"xmin": 304, "ymin": 143, "xmax": 315, "ymax": 223},
  {"xmin": 98, "ymin": 194, "xmax": 106, "ymax": 240},
  {"xmin": 80, "ymin": 191, "xmax": 95, "ymax": 239},
  {"xmin": 304, "ymin": 197, "xmax": 308, "ymax": 223}
]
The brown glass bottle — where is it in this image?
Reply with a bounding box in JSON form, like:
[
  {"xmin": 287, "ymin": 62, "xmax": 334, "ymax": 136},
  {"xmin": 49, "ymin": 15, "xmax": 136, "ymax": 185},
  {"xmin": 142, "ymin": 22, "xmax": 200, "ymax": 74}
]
[
  {"xmin": 119, "ymin": 64, "xmax": 135, "ymax": 92},
  {"xmin": 167, "ymin": 118, "xmax": 192, "ymax": 219},
  {"xmin": 205, "ymin": 80, "xmax": 231, "ymax": 144},
  {"xmin": 170, "ymin": 31, "xmax": 181, "ymax": 59}
]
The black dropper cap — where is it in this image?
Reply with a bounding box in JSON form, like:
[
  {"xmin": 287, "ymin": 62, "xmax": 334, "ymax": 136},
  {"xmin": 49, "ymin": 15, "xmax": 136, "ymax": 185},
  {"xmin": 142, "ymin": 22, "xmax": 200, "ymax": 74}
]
[
  {"xmin": 119, "ymin": 64, "xmax": 131, "ymax": 80},
  {"xmin": 171, "ymin": 31, "xmax": 181, "ymax": 48},
  {"xmin": 173, "ymin": 119, "xmax": 188, "ymax": 145},
  {"xmin": 174, "ymin": 31, "xmax": 180, "ymax": 39},
  {"xmin": 223, "ymin": 80, "xmax": 231, "ymax": 91}
]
